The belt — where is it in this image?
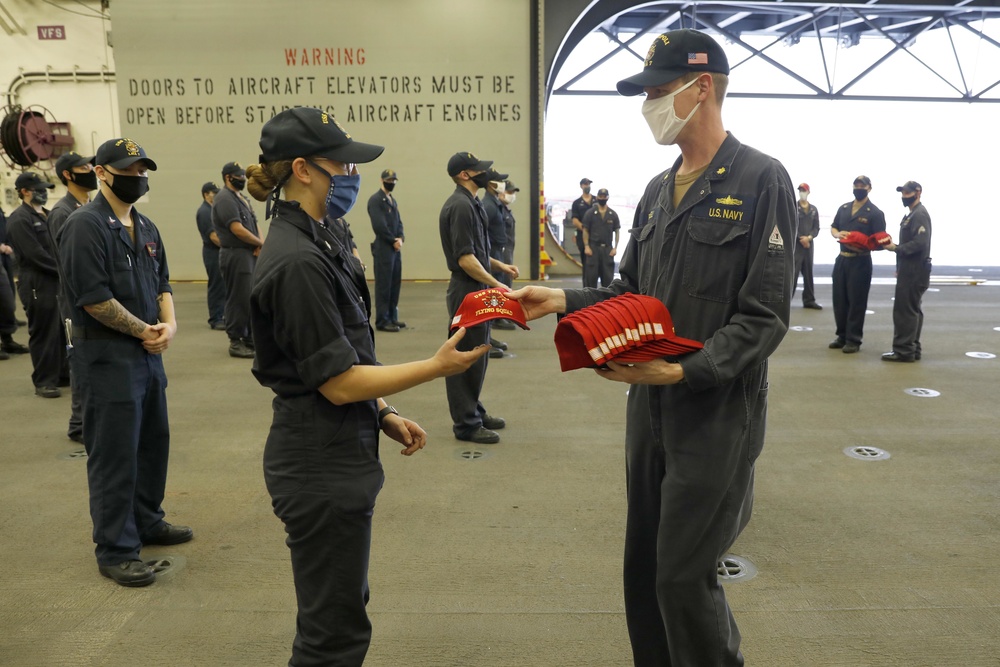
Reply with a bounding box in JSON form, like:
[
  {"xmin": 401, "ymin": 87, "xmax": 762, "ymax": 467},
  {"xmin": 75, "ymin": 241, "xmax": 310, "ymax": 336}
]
[
  {"xmin": 72, "ymin": 325, "xmax": 129, "ymax": 340},
  {"xmin": 596, "ymin": 243, "xmax": 609, "ymax": 247},
  {"xmin": 839, "ymin": 251, "xmax": 861, "ymax": 258}
]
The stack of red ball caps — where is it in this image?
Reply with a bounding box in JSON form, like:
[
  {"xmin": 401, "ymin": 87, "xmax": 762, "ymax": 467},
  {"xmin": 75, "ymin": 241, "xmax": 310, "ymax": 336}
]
[{"xmin": 554, "ymin": 293, "xmax": 703, "ymax": 372}]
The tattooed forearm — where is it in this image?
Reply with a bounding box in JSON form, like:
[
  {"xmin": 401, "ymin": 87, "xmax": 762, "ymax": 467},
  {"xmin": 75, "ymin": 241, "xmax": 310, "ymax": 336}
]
[{"xmin": 84, "ymin": 299, "xmax": 149, "ymax": 338}]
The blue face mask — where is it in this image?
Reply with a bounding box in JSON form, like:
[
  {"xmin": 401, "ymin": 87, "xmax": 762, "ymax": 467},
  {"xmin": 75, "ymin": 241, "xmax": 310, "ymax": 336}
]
[{"xmin": 308, "ymin": 161, "xmax": 360, "ymax": 220}]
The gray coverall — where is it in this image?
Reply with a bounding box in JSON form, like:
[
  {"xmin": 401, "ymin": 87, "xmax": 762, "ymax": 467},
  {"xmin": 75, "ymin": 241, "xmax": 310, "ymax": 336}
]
[{"xmin": 564, "ymin": 133, "xmax": 794, "ymax": 667}]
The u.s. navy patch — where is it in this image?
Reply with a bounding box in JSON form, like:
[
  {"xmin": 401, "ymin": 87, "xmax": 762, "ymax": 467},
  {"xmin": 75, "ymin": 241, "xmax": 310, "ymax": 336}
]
[
  {"xmin": 768, "ymin": 225, "xmax": 784, "ymax": 251},
  {"xmin": 692, "ymin": 193, "xmax": 755, "ymax": 225}
]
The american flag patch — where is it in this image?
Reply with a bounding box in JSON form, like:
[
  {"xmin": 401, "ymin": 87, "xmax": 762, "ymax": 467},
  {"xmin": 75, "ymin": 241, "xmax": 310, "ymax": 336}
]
[{"xmin": 688, "ymin": 52, "xmax": 708, "ymax": 65}]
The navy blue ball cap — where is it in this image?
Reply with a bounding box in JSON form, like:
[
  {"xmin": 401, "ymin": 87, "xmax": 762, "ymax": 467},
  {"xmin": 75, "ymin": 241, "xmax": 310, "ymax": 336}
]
[
  {"xmin": 447, "ymin": 152, "xmax": 492, "ymax": 177},
  {"xmin": 95, "ymin": 138, "xmax": 157, "ymax": 170},
  {"xmin": 222, "ymin": 161, "xmax": 245, "ymax": 178},
  {"xmin": 14, "ymin": 171, "xmax": 54, "ymax": 190},
  {"xmin": 485, "ymin": 167, "xmax": 509, "ymax": 182},
  {"xmin": 202, "ymin": 181, "xmax": 220, "ymax": 195},
  {"xmin": 617, "ymin": 29, "xmax": 730, "ymax": 97},
  {"xmin": 258, "ymin": 107, "xmax": 383, "ymax": 164},
  {"xmin": 54, "ymin": 151, "xmax": 95, "ymax": 176}
]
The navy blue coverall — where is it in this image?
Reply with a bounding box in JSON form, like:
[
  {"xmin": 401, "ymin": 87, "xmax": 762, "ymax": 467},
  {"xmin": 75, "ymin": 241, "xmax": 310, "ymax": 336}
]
[
  {"xmin": 891, "ymin": 202, "xmax": 932, "ymax": 357},
  {"xmin": 59, "ymin": 191, "xmax": 174, "ymax": 566},
  {"xmin": 48, "ymin": 192, "xmax": 86, "ymax": 438},
  {"xmin": 251, "ymin": 200, "xmax": 384, "ymax": 667},
  {"xmin": 439, "ymin": 186, "xmax": 493, "ymax": 439},
  {"xmin": 831, "ymin": 199, "xmax": 886, "ymax": 347},
  {"xmin": 196, "ymin": 199, "xmax": 225, "ymax": 327},
  {"xmin": 212, "ymin": 187, "xmax": 259, "ymax": 344},
  {"xmin": 7, "ymin": 202, "xmax": 68, "ymax": 389},
  {"xmin": 367, "ymin": 188, "xmax": 404, "ymax": 328}
]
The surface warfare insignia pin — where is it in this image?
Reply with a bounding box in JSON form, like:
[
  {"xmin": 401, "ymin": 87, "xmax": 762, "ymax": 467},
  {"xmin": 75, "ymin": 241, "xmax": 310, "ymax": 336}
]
[
  {"xmin": 768, "ymin": 225, "xmax": 784, "ymax": 250},
  {"xmin": 145, "ymin": 242, "xmax": 157, "ymax": 258},
  {"xmin": 481, "ymin": 291, "xmax": 507, "ymax": 309},
  {"xmin": 716, "ymin": 195, "xmax": 743, "ymax": 206},
  {"xmin": 117, "ymin": 138, "xmax": 141, "ymax": 156}
]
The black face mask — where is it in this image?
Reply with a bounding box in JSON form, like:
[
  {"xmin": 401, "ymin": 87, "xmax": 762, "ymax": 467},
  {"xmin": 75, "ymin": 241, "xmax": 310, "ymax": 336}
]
[
  {"xmin": 596, "ymin": 198, "xmax": 609, "ymax": 207},
  {"xmin": 383, "ymin": 181, "xmax": 395, "ymax": 192},
  {"xmin": 106, "ymin": 173, "xmax": 149, "ymax": 204},
  {"xmin": 71, "ymin": 170, "xmax": 98, "ymax": 191},
  {"xmin": 470, "ymin": 172, "xmax": 492, "ymax": 189},
  {"xmin": 230, "ymin": 177, "xmax": 247, "ymax": 191},
  {"xmin": 853, "ymin": 188, "xmax": 868, "ymax": 201},
  {"xmin": 582, "ymin": 186, "xmax": 591, "ymax": 195},
  {"xmin": 31, "ymin": 189, "xmax": 49, "ymax": 206},
  {"xmin": 901, "ymin": 195, "xmax": 917, "ymax": 208}
]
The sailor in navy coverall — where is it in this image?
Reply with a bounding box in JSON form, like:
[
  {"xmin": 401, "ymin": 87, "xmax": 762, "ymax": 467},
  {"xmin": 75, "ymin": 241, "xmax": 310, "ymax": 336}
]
[{"xmin": 60, "ymin": 138, "xmax": 192, "ymax": 588}]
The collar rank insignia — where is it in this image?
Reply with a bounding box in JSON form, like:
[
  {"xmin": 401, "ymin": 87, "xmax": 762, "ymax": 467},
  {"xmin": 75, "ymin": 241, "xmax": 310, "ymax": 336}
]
[{"xmin": 717, "ymin": 167, "xmax": 726, "ymax": 175}]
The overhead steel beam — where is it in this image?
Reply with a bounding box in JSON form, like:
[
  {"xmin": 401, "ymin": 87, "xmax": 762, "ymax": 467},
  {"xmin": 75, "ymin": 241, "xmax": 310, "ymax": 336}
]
[{"xmin": 549, "ymin": 1, "xmax": 1000, "ymax": 103}]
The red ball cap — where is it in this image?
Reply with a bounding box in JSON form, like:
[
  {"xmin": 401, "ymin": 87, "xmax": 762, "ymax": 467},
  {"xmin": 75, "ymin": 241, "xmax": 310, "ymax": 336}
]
[{"xmin": 450, "ymin": 289, "xmax": 530, "ymax": 333}]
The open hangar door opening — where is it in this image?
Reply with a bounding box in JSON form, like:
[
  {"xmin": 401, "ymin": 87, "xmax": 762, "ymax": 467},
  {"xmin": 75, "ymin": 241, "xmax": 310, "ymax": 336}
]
[{"xmin": 540, "ymin": 0, "xmax": 1000, "ymax": 278}]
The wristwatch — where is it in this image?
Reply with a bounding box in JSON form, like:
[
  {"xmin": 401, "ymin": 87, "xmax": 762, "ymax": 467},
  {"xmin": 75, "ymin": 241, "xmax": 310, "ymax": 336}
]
[{"xmin": 377, "ymin": 405, "xmax": 399, "ymax": 426}]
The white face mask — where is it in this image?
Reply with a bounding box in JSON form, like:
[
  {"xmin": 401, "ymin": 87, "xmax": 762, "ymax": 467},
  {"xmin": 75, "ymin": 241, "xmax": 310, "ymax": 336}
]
[
  {"xmin": 641, "ymin": 77, "xmax": 700, "ymax": 145},
  {"xmin": 504, "ymin": 193, "xmax": 516, "ymax": 206},
  {"xmin": 490, "ymin": 181, "xmax": 506, "ymax": 195},
  {"xmin": 798, "ymin": 191, "xmax": 809, "ymax": 202}
]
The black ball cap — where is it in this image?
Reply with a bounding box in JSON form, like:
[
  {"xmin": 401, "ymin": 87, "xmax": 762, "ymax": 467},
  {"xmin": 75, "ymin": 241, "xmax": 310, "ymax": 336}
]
[
  {"xmin": 854, "ymin": 175, "xmax": 872, "ymax": 187},
  {"xmin": 896, "ymin": 180, "xmax": 922, "ymax": 193},
  {"xmin": 447, "ymin": 151, "xmax": 493, "ymax": 177},
  {"xmin": 222, "ymin": 161, "xmax": 245, "ymax": 178},
  {"xmin": 617, "ymin": 29, "xmax": 730, "ymax": 96},
  {"xmin": 14, "ymin": 171, "xmax": 54, "ymax": 190},
  {"xmin": 95, "ymin": 138, "xmax": 158, "ymax": 171},
  {"xmin": 258, "ymin": 107, "xmax": 383, "ymax": 164},
  {"xmin": 202, "ymin": 181, "xmax": 220, "ymax": 195},
  {"xmin": 54, "ymin": 151, "xmax": 95, "ymax": 176},
  {"xmin": 381, "ymin": 168, "xmax": 398, "ymax": 181}
]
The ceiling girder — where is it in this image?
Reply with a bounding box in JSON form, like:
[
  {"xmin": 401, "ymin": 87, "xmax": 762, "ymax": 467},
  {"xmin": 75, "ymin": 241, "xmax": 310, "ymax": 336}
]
[{"xmin": 551, "ymin": 2, "xmax": 1000, "ymax": 103}]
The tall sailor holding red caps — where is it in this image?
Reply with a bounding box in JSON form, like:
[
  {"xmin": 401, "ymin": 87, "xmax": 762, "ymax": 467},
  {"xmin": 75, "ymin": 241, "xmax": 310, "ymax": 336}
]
[
  {"xmin": 828, "ymin": 175, "xmax": 886, "ymax": 354},
  {"xmin": 245, "ymin": 107, "xmax": 488, "ymax": 667},
  {"xmin": 509, "ymin": 28, "xmax": 794, "ymax": 667},
  {"xmin": 59, "ymin": 138, "xmax": 191, "ymax": 588},
  {"xmin": 881, "ymin": 181, "xmax": 932, "ymax": 362}
]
